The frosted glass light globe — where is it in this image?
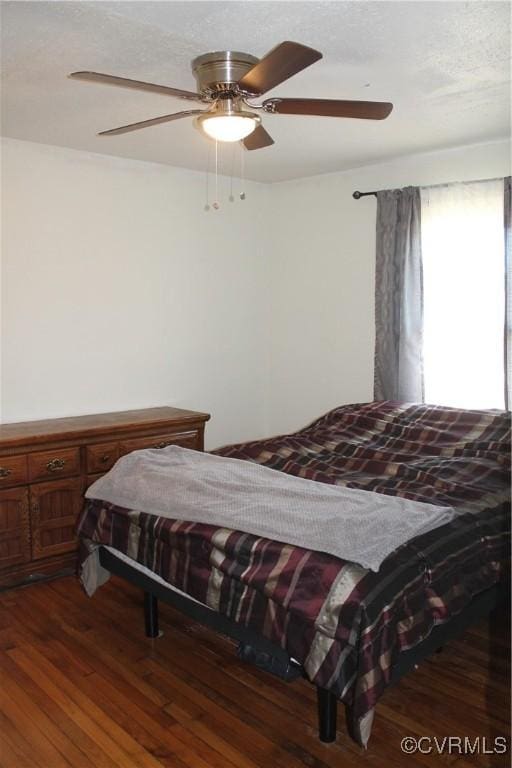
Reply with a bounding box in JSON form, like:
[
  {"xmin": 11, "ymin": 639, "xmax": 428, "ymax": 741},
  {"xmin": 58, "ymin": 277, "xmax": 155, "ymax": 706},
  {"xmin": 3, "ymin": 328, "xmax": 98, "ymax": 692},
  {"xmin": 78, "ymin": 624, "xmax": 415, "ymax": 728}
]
[{"xmin": 200, "ymin": 114, "xmax": 258, "ymax": 142}]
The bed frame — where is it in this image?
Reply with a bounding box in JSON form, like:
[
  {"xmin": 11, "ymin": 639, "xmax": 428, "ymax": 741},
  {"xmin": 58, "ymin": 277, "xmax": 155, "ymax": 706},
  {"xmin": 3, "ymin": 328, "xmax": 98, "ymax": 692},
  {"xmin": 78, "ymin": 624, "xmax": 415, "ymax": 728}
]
[{"xmin": 99, "ymin": 545, "xmax": 502, "ymax": 744}]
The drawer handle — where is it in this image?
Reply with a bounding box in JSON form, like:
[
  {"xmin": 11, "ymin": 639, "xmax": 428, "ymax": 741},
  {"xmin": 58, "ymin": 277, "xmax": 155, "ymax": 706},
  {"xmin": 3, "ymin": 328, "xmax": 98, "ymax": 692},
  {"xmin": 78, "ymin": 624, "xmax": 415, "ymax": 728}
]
[
  {"xmin": 0, "ymin": 467, "xmax": 12, "ymax": 478},
  {"xmin": 99, "ymin": 454, "xmax": 111, "ymax": 464},
  {"xmin": 46, "ymin": 458, "xmax": 66, "ymax": 472},
  {"xmin": 154, "ymin": 441, "xmax": 172, "ymax": 449}
]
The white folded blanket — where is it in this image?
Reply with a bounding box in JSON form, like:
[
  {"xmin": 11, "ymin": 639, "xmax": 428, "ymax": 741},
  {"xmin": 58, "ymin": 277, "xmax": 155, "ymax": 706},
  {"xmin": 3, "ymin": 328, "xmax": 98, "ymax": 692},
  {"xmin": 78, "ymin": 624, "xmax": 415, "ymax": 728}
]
[{"xmin": 85, "ymin": 446, "xmax": 455, "ymax": 572}]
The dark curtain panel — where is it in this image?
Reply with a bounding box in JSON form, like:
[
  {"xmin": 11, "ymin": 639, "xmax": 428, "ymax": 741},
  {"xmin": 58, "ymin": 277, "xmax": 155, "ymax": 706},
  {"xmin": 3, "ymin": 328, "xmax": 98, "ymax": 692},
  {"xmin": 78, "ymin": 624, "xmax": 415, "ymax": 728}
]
[
  {"xmin": 374, "ymin": 187, "xmax": 424, "ymax": 402},
  {"xmin": 505, "ymin": 176, "xmax": 511, "ymax": 410}
]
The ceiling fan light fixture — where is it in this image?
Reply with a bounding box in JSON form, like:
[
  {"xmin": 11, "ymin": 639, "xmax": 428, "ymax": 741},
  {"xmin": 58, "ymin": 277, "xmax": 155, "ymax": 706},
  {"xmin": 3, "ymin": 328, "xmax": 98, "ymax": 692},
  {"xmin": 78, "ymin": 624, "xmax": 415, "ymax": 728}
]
[
  {"xmin": 199, "ymin": 113, "xmax": 259, "ymax": 142},
  {"xmin": 196, "ymin": 99, "xmax": 260, "ymax": 143}
]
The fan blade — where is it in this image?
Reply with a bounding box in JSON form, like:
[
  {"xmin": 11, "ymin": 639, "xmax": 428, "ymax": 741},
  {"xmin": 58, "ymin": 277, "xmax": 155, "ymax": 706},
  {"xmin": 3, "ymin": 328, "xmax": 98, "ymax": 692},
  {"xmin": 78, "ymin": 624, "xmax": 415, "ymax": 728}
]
[
  {"xmin": 69, "ymin": 71, "xmax": 200, "ymax": 101},
  {"xmin": 237, "ymin": 41, "xmax": 322, "ymax": 95},
  {"xmin": 99, "ymin": 110, "xmax": 207, "ymax": 136},
  {"xmin": 243, "ymin": 125, "xmax": 275, "ymax": 151},
  {"xmin": 263, "ymin": 98, "xmax": 393, "ymax": 120}
]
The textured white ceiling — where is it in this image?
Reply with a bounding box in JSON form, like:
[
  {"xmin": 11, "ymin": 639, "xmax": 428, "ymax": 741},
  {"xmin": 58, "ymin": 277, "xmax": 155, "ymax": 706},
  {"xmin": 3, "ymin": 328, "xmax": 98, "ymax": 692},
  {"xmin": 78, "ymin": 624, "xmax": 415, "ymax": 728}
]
[{"xmin": 1, "ymin": 1, "xmax": 510, "ymax": 182}]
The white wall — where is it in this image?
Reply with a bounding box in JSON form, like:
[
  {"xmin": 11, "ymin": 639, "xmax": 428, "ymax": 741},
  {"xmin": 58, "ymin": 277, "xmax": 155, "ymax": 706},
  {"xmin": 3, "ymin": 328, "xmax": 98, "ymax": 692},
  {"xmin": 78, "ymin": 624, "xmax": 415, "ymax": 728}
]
[
  {"xmin": 0, "ymin": 138, "xmax": 270, "ymax": 448},
  {"xmin": 2, "ymin": 137, "xmax": 510, "ymax": 446},
  {"xmin": 266, "ymin": 139, "xmax": 511, "ymax": 435}
]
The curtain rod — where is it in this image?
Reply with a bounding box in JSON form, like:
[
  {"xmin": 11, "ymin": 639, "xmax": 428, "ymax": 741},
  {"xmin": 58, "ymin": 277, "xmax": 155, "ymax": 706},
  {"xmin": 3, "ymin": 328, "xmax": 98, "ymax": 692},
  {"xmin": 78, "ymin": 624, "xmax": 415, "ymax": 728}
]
[
  {"xmin": 352, "ymin": 190, "xmax": 377, "ymax": 199},
  {"xmin": 352, "ymin": 176, "xmax": 505, "ymax": 200}
]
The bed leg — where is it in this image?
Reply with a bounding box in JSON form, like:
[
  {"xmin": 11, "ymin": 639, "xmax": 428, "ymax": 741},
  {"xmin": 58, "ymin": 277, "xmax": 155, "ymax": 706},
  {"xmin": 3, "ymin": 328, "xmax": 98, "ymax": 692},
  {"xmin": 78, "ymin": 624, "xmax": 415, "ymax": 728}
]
[
  {"xmin": 144, "ymin": 592, "xmax": 159, "ymax": 638},
  {"xmin": 317, "ymin": 686, "xmax": 337, "ymax": 743}
]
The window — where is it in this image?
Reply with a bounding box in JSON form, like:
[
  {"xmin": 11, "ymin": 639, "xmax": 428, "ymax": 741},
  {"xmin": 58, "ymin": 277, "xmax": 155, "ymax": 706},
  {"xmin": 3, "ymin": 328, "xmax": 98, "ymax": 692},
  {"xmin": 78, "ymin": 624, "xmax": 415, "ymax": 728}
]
[{"xmin": 421, "ymin": 180, "xmax": 505, "ymax": 410}]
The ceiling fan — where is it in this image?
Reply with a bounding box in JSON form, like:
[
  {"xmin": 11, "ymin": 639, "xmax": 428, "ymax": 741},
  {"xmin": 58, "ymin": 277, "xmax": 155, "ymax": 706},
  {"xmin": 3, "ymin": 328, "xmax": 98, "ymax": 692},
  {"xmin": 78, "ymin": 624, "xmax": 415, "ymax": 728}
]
[{"xmin": 70, "ymin": 41, "xmax": 393, "ymax": 150}]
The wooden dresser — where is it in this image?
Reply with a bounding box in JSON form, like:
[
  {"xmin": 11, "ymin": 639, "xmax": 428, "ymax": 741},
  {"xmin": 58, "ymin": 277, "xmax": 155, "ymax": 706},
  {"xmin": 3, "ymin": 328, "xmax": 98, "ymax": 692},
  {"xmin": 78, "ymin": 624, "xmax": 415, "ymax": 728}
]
[{"xmin": 0, "ymin": 406, "xmax": 210, "ymax": 588}]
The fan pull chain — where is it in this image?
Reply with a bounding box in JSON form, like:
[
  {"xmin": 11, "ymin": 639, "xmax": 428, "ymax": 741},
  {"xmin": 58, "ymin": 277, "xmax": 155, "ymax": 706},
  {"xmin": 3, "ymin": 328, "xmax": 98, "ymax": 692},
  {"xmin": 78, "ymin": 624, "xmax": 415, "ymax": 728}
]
[
  {"xmin": 203, "ymin": 140, "xmax": 248, "ymax": 210},
  {"xmin": 240, "ymin": 145, "xmax": 246, "ymax": 200},
  {"xmin": 212, "ymin": 140, "xmax": 220, "ymax": 210},
  {"xmin": 204, "ymin": 142, "xmax": 211, "ymax": 211},
  {"xmin": 229, "ymin": 144, "xmax": 235, "ymax": 202}
]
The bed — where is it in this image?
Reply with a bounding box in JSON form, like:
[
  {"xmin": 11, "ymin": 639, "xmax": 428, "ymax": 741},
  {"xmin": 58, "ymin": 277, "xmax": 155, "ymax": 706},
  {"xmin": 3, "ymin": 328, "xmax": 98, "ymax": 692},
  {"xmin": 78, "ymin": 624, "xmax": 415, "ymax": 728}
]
[{"xmin": 76, "ymin": 400, "xmax": 510, "ymax": 746}]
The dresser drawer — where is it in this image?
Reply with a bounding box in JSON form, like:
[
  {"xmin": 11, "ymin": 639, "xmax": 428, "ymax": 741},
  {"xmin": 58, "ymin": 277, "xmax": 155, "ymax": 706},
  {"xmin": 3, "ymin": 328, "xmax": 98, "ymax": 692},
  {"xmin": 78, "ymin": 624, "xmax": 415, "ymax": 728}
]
[
  {"xmin": 0, "ymin": 455, "xmax": 28, "ymax": 487},
  {"xmin": 87, "ymin": 442, "xmax": 119, "ymax": 474},
  {"xmin": 119, "ymin": 430, "xmax": 200, "ymax": 456},
  {"xmin": 28, "ymin": 447, "xmax": 81, "ymax": 483}
]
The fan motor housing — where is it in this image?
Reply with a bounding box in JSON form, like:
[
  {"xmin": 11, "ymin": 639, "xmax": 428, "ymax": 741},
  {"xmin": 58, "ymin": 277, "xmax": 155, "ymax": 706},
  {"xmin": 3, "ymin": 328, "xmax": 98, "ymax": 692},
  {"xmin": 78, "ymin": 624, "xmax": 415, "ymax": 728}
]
[{"xmin": 192, "ymin": 51, "xmax": 258, "ymax": 96}]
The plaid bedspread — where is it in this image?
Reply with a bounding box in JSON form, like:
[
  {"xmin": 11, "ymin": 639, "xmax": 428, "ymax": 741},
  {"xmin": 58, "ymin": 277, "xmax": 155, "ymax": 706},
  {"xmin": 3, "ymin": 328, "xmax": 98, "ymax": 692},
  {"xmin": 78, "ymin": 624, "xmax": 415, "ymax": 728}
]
[{"xmin": 77, "ymin": 401, "xmax": 510, "ymax": 745}]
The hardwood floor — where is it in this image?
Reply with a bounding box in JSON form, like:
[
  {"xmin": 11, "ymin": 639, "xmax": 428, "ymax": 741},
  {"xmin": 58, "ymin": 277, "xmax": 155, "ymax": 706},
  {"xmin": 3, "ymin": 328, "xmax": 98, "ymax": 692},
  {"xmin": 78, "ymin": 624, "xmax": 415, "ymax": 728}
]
[{"xmin": 0, "ymin": 575, "xmax": 509, "ymax": 768}]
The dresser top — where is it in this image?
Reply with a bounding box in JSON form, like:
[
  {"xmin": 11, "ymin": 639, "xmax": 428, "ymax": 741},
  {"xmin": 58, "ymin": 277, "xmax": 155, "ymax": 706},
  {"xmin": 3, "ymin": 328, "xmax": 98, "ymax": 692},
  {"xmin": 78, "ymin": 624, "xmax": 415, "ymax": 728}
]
[{"xmin": 0, "ymin": 406, "xmax": 210, "ymax": 448}]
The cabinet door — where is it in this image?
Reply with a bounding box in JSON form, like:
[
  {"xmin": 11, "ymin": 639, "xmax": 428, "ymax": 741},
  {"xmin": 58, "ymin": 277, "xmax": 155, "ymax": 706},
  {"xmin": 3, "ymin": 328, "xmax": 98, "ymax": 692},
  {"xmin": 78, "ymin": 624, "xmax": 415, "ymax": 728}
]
[
  {"xmin": 30, "ymin": 478, "xmax": 82, "ymax": 560},
  {"xmin": 0, "ymin": 487, "xmax": 30, "ymax": 569}
]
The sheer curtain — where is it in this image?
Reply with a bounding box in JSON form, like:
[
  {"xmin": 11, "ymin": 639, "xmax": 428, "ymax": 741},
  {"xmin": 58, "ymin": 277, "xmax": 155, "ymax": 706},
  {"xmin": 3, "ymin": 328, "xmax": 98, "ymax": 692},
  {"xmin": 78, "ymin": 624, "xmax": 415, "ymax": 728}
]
[{"xmin": 420, "ymin": 179, "xmax": 505, "ymax": 410}]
